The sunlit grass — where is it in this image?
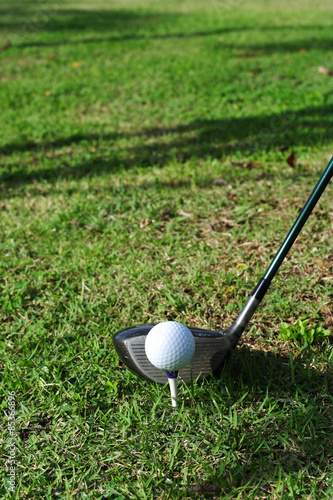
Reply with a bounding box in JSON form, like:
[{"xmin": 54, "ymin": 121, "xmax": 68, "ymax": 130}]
[{"xmin": 0, "ymin": 0, "xmax": 332, "ymax": 498}]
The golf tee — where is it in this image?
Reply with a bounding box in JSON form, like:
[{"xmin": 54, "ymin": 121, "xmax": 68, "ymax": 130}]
[
  {"xmin": 168, "ymin": 377, "xmax": 178, "ymax": 407},
  {"xmin": 166, "ymin": 371, "xmax": 178, "ymax": 407}
]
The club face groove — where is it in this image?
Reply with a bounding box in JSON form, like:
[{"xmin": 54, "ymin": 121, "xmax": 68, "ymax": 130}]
[{"xmin": 113, "ymin": 324, "xmax": 243, "ymax": 383}]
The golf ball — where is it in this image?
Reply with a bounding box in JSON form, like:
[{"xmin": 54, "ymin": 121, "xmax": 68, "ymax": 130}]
[{"xmin": 145, "ymin": 321, "xmax": 195, "ymax": 371}]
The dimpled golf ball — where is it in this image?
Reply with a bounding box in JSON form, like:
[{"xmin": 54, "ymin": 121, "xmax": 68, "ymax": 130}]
[{"xmin": 145, "ymin": 321, "xmax": 195, "ymax": 371}]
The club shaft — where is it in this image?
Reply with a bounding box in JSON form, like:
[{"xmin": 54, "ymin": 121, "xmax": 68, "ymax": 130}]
[
  {"xmin": 245, "ymin": 156, "xmax": 333, "ymax": 315},
  {"xmin": 264, "ymin": 157, "xmax": 333, "ymax": 282}
]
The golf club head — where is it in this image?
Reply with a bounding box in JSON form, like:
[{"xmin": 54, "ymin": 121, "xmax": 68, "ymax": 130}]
[{"xmin": 113, "ymin": 323, "xmax": 244, "ymax": 383}]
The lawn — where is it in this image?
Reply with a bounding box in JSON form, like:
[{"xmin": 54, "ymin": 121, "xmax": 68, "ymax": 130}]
[{"xmin": 0, "ymin": 0, "xmax": 332, "ymax": 498}]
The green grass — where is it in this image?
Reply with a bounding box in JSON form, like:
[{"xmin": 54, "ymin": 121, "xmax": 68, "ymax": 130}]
[{"xmin": 0, "ymin": 0, "xmax": 332, "ymax": 498}]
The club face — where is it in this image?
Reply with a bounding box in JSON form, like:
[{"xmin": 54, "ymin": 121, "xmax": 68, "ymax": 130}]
[{"xmin": 113, "ymin": 324, "xmax": 243, "ymax": 383}]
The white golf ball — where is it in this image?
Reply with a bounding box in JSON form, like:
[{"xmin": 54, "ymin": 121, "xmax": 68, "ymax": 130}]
[{"xmin": 145, "ymin": 321, "xmax": 195, "ymax": 371}]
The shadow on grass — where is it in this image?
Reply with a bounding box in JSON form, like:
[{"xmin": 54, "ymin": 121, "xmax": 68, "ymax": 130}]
[
  {"xmin": 203, "ymin": 345, "xmax": 333, "ymax": 494},
  {"xmin": 1, "ymin": 6, "xmax": 178, "ymax": 44},
  {"xmin": 18, "ymin": 26, "xmax": 333, "ymax": 50},
  {"xmin": 0, "ymin": 6, "xmax": 165, "ymax": 31},
  {"xmin": 218, "ymin": 36, "xmax": 333, "ymax": 55},
  {"xmin": 228, "ymin": 344, "xmax": 332, "ymax": 398},
  {"xmin": 0, "ymin": 3, "xmax": 331, "ymax": 50},
  {"xmin": 1, "ymin": 103, "xmax": 333, "ymax": 192},
  {"xmin": 21, "ymin": 30, "xmax": 333, "ymax": 53}
]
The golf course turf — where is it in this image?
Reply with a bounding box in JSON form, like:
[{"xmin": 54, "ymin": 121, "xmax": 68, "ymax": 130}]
[{"xmin": 1, "ymin": 1, "xmax": 332, "ymax": 498}]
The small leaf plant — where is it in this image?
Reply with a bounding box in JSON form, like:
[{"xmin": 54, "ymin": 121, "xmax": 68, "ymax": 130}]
[{"xmin": 279, "ymin": 319, "xmax": 331, "ymax": 345}]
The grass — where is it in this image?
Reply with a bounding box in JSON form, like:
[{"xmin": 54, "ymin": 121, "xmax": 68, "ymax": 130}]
[{"xmin": 0, "ymin": 0, "xmax": 332, "ymax": 498}]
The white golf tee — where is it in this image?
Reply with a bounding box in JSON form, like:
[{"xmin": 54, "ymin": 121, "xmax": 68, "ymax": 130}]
[{"xmin": 168, "ymin": 377, "xmax": 177, "ymax": 407}]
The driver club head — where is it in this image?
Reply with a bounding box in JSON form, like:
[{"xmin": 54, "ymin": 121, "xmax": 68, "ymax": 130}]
[{"xmin": 113, "ymin": 322, "xmax": 245, "ymax": 383}]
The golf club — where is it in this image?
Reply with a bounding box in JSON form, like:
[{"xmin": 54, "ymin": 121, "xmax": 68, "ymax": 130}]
[{"xmin": 113, "ymin": 157, "xmax": 333, "ymax": 384}]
